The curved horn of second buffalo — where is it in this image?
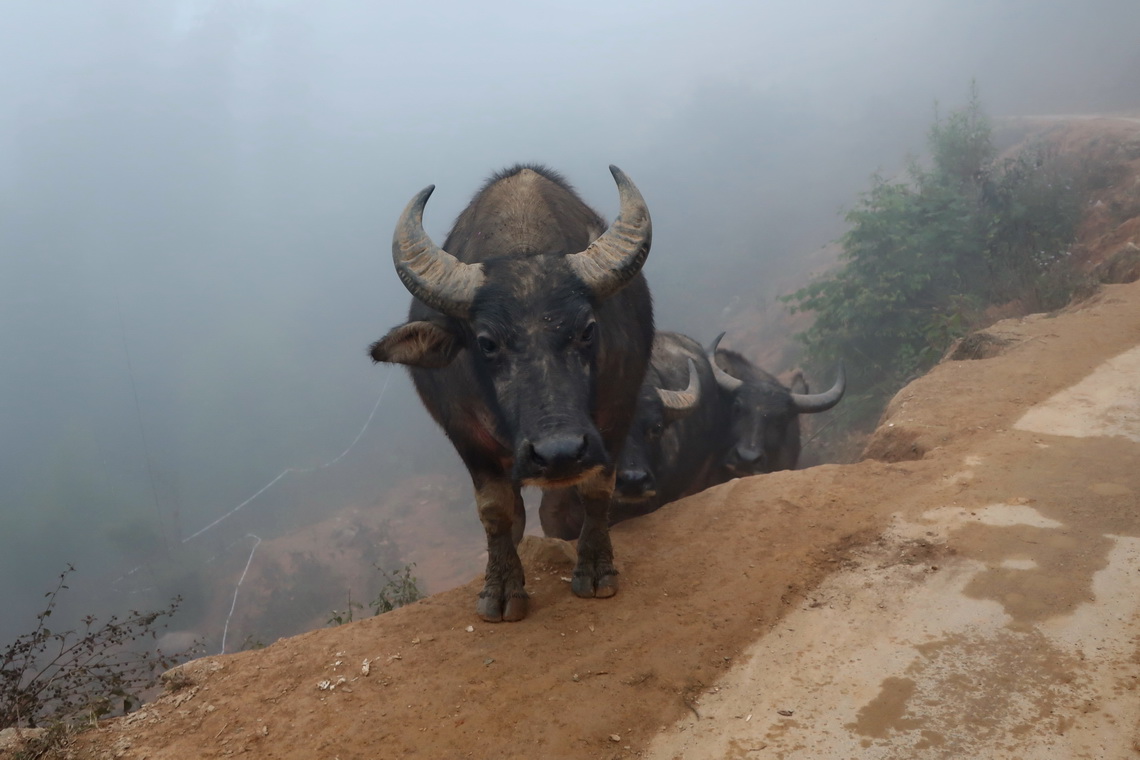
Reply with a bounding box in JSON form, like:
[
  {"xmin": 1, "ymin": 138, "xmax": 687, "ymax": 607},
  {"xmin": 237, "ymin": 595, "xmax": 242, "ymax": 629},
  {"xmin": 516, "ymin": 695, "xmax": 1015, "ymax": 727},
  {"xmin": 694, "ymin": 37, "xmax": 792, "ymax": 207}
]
[
  {"xmin": 391, "ymin": 185, "xmax": 486, "ymax": 318},
  {"xmin": 565, "ymin": 165, "xmax": 652, "ymax": 300},
  {"xmin": 707, "ymin": 332, "xmax": 744, "ymax": 393},
  {"xmin": 791, "ymin": 361, "xmax": 846, "ymax": 413},
  {"xmin": 657, "ymin": 358, "xmax": 701, "ymax": 417}
]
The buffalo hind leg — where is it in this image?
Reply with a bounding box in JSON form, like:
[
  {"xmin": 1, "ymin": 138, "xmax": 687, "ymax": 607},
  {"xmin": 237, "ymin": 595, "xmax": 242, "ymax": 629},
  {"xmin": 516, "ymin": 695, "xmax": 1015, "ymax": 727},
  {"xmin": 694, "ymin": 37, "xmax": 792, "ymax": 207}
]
[
  {"xmin": 538, "ymin": 486, "xmax": 585, "ymax": 541},
  {"xmin": 474, "ymin": 479, "xmax": 529, "ymax": 622},
  {"xmin": 571, "ymin": 470, "xmax": 619, "ymax": 599}
]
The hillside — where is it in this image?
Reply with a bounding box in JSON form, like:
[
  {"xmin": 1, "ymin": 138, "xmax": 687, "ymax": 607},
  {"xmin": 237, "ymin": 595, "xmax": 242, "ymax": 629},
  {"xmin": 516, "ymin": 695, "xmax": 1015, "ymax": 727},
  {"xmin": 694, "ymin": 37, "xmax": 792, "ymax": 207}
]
[{"xmin": 5, "ymin": 115, "xmax": 1140, "ymax": 760}]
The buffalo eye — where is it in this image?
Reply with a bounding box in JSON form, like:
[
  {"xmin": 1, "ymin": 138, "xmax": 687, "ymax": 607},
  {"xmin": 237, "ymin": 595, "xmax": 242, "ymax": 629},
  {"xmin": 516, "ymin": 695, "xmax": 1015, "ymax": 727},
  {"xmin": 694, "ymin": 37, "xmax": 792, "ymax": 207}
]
[
  {"xmin": 476, "ymin": 335, "xmax": 499, "ymax": 357},
  {"xmin": 579, "ymin": 321, "xmax": 597, "ymax": 345},
  {"xmin": 649, "ymin": 422, "xmax": 664, "ymax": 439}
]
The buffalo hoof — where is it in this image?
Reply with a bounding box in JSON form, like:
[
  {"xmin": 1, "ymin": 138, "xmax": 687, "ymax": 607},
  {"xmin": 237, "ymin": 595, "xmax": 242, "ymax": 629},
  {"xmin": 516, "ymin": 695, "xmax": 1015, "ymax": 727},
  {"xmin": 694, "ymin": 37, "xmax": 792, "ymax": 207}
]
[
  {"xmin": 594, "ymin": 574, "xmax": 618, "ymax": 598},
  {"xmin": 476, "ymin": 588, "xmax": 529, "ymax": 622},
  {"xmin": 571, "ymin": 567, "xmax": 619, "ymax": 599}
]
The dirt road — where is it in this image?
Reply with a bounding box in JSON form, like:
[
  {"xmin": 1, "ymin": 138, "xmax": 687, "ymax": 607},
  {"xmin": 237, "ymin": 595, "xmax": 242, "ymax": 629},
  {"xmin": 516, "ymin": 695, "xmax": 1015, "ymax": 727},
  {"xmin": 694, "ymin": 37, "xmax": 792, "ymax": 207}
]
[
  {"xmin": 649, "ymin": 286, "xmax": 1140, "ymax": 758},
  {"xmin": 53, "ymin": 269, "xmax": 1140, "ymax": 759}
]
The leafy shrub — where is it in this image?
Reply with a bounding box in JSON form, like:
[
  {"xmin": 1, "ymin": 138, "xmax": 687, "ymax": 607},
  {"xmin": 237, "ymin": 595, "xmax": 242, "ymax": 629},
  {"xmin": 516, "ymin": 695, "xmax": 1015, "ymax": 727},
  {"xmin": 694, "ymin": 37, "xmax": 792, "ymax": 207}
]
[
  {"xmin": 784, "ymin": 83, "xmax": 1086, "ymax": 423},
  {"xmin": 980, "ymin": 143, "xmax": 1085, "ymax": 307},
  {"xmin": 326, "ymin": 563, "xmax": 424, "ymax": 626},
  {"xmin": 0, "ymin": 566, "xmax": 189, "ymax": 730},
  {"xmin": 325, "ymin": 591, "xmax": 363, "ymax": 627},
  {"xmin": 369, "ymin": 563, "xmax": 423, "ymax": 615}
]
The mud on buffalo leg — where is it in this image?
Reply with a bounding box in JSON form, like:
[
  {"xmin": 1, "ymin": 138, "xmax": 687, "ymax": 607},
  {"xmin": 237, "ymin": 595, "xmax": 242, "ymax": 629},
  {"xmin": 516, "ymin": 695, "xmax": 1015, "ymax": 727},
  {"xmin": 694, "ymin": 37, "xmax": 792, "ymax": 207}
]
[
  {"xmin": 571, "ymin": 469, "xmax": 619, "ymax": 599},
  {"xmin": 474, "ymin": 478, "xmax": 529, "ymax": 622}
]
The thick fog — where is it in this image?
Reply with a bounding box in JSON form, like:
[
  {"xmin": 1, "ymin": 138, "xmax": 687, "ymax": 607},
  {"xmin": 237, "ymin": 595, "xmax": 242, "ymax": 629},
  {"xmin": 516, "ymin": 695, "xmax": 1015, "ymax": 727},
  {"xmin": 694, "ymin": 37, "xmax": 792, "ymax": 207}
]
[{"xmin": 2, "ymin": 0, "xmax": 1138, "ymax": 646}]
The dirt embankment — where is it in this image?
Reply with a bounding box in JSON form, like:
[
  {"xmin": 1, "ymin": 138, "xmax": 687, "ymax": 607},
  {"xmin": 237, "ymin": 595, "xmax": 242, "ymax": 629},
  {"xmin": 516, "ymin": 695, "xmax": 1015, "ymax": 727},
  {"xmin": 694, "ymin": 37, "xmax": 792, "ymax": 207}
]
[
  {"xmin": 58, "ymin": 272, "xmax": 1140, "ymax": 760},
  {"xmin": 24, "ymin": 116, "xmax": 1140, "ymax": 760}
]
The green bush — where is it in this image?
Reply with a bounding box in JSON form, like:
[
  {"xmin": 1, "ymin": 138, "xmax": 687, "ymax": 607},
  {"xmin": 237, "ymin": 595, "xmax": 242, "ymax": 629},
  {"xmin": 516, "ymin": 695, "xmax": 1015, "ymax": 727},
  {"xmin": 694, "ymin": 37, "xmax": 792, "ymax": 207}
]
[
  {"xmin": 369, "ymin": 563, "xmax": 423, "ymax": 615},
  {"xmin": 784, "ymin": 84, "xmax": 1085, "ymax": 420}
]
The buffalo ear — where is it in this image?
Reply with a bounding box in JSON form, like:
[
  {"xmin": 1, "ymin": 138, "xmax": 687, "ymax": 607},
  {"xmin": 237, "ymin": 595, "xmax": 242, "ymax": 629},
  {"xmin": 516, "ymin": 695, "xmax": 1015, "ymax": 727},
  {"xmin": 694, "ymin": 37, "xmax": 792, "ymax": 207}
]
[{"xmin": 369, "ymin": 320, "xmax": 461, "ymax": 369}]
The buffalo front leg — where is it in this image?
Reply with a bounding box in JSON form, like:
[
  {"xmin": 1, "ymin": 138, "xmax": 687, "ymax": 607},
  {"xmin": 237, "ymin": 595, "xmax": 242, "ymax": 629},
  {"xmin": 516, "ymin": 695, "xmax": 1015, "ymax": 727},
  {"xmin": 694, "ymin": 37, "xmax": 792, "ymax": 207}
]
[
  {"xmin": 571, "ymin": 469, "xmax": 619, "ymax": 599},
  {"xmin": 474, "ymin": 478, "xmax": 529, "ymax": 622}
]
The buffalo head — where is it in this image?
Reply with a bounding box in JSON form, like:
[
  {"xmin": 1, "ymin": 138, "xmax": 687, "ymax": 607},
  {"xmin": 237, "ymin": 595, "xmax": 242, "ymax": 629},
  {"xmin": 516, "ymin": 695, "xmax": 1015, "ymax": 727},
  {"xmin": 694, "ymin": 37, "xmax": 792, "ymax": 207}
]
[
  {"xmin": 709, "ymin": 333, "xmax": 845, "ymax": 476},
  {"xmin": 614, "ymin": 359, "xmax": 700, "ymax": 502},
  {"xmin": 371, "ymin": 166, "xmax": 652, "ymax": 488}
]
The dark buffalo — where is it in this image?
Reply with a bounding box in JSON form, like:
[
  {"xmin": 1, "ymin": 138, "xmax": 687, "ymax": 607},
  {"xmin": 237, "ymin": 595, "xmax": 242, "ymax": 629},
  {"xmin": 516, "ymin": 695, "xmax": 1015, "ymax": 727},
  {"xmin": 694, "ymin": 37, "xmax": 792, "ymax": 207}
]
[
  {"xmin": 540, "ymin": 331, "xmax": 731, "ymax": 539},
  {"xmin": 708, "ymin": 333, "xmax": 845, "ymax": 477},
  {"xmin": 369, "ymin": 164, "xmax": 654, "ymax": 622}
]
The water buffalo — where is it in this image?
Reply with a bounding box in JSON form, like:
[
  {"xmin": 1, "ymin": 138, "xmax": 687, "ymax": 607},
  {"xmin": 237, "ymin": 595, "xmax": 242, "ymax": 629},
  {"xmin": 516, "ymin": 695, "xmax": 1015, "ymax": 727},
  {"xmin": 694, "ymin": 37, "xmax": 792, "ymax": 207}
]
[
  {"xmin": 369, "ymin": 165, "xmax": 654, "ymax": 622},
  {"xmin": 540, "ymin": 331, "xmax": 729, "ymax": 538},
  {"xmin": 708, "ymin": 333, "xmax": 845, "ymax": 477}
]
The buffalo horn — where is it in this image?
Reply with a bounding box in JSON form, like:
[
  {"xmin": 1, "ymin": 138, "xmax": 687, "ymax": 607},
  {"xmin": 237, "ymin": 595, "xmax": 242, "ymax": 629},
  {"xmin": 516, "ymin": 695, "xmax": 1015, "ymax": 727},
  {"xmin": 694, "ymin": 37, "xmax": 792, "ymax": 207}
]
[
  {"xmin": 657, "ymin": 358, "xmax": 701, "ymax": 416},
  {"xmin": 565, "ymin": 165, "xmax": 652, "ymax": 300},
  {"xmin": 391, "ymin": 185, "xmax": 485, "ymax": 318},
  {"xmin": 791, "ymin": 361, "xmax": 846, "ymax": 413},
  {"xmin": 707, "ymin": 332, "xmax": 744, "ymax": 393}
]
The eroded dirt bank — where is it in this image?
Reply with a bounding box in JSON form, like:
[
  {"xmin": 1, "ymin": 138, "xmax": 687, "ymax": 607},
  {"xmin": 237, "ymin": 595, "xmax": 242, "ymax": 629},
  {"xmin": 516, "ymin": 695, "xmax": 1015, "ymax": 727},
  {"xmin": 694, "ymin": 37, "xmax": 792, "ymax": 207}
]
[{"xmin": 56, "ymin": 275, "xmax": 1140, "ymax": 759}]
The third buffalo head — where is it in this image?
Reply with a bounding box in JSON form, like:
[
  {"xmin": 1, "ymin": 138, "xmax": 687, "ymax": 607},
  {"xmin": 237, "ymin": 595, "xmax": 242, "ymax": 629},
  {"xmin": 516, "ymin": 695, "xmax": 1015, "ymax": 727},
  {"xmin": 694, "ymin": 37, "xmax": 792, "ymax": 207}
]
[{"xmin": 708, "ymin": 333, "xmax": 845, "ymax": 476}]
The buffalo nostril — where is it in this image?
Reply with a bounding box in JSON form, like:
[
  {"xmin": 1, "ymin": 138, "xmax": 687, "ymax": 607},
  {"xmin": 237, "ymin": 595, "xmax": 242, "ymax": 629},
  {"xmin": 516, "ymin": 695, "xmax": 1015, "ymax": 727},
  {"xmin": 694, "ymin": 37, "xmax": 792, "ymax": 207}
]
[
  {"xmin": 736, "ymin": 445, "xmax": 762, "ymax": 465},
  {"xmin": 617, "ymin": 469, "xmax": 653, "ymax": 492},
  {"xmin": 529, "ymin": 434, "xmax": 589, "ymax": 470}
]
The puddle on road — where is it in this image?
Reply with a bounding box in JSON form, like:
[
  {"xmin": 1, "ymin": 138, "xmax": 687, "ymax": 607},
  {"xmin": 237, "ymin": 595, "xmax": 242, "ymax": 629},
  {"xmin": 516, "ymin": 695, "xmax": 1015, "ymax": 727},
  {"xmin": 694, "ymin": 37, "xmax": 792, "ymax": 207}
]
[
  {"xmin": 646, "ymin": 495, "xmax": 1140, "ymax": 759},
  {"xmin": 649, "ymin": 334, "xmax": 1140, "ymax": 759},
  {"xmin": 846, "ymin": 676, "xmax": 920, "ymax": 740},
  {"xmin": 955, "ymin": 520, "xmax": 1111, "ymax": 628},
  {"xmin": 852, "ymin": 627, "xmax": 1084, "ymax": 753},
  {"xmin": 900, "ymin": 501, "xmax": 1106, "ymax": 628}
]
